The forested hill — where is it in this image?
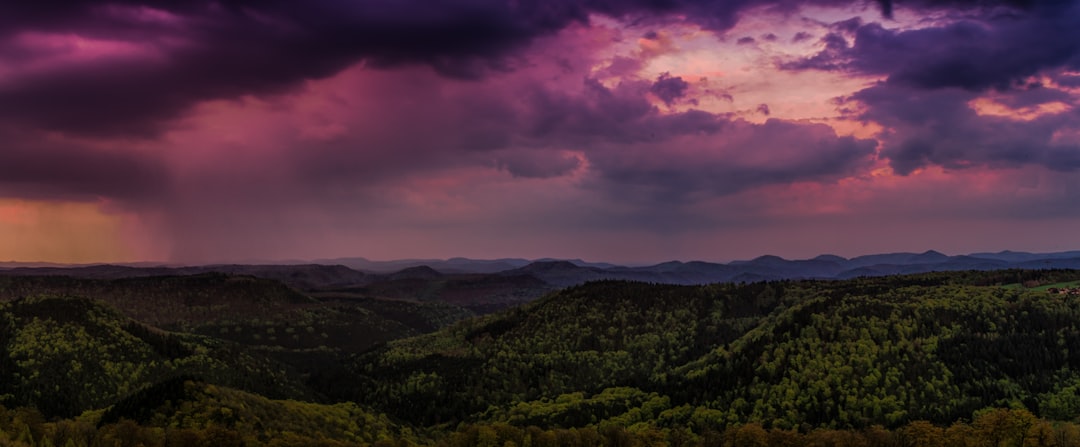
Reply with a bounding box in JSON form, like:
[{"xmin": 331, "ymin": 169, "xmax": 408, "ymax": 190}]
[
  {"xmin": 6, "ymin": 249, "xmax": 1080, "ymax": 315},
  {"xmin": 5, "ymin": 269, "xmax": 1080, "ymax": 445},
  {"xmin": 0, "ymin": 295, "xmax": 315, "ymax": 418},
  {"xmin": 339, "ymin": 269, "xmax": 1080, "ymax": 431}
]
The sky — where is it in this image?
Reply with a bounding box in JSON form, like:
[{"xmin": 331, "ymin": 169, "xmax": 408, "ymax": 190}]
[{"xmin": 1, "ymin": 0, "xmax": 1079, "ymax": 264}]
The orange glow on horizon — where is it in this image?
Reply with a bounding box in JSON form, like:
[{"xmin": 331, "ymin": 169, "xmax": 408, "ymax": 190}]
[{"xmin": 0, "ymin": 199, "xmax": 150, "ymax": 263}]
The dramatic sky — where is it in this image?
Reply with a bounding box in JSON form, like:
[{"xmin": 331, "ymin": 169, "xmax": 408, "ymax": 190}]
[{"xmin": 2, "ymin": 0, "xmax": 1080, "ymax": 264}]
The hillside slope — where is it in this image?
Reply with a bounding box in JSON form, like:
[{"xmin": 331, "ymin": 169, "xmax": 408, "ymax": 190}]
[
  {"xmin": 341, "ymin": 270, "xmax": 1080, "ymax": 430},
  {"xmin": 0, "ymin": 296, "xmax": 312, "ymax": 418},
  {"xmin": 7, "ymin": 270, "xmax": 1080, "ymax": 445}
]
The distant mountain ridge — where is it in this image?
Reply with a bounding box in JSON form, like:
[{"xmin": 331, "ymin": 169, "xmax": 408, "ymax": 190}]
[
  {"xmin": 4, "ymin": 250, "xmax": 1080, "ymax": 313},
  {"xmin": 489, "ymin": 249, "xmax": 1080, "ymax": 286},
  {"xmin": 4, "ymin": 250, "xmax": 1080, "ymax": 284},
  {"xmin": 310, "ymin": 256, "xmax": 617, "ymax": 273}
]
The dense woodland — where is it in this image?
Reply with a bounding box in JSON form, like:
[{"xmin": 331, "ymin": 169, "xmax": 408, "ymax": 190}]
[{"xmin": 3, "ymin": 269, "xmax": 1080, "ymax": 445}]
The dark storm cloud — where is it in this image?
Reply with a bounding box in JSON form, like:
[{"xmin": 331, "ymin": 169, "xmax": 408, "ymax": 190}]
[
  {"xmin": 520, "ymin": 78, "xmax": 728, "ymax": 146},
  {"xmin": 589, "ymin": 119, "xmax": 877, "ymax": 201},
  {"xmin": 287, "ymin": 75, "xmax": 718, "ymax": 190},
  {"xmin": 494, "ymin": 150, "xmax": 582, "ymax": 178},
  {"xmin": 0, "ymin": 0, "xmax": 1055, "ymax": 206},
  {"xmin": 783, "ymin": 32, "xmax": 851, "ymax": 70},
  {"xmin": 1057, "ymin": 73, "xmax": 1080, "ymax": 88},
  {"xmin": 780, "ymin": 0, "xmax": 1080, "ymax": 176},
  {"xmin": 875, "ymin": 0, "xmax": 895, "ymax": 18},
  {"xmin": 650, "ymin": 72, "xmax": 691, "ymax": 105},
  {"xmin": 993, "ymin": 82, "xmax": 1074, "ymax": 108},
  {"xmin": 280, "ymin": 70, "xmax": 874, "ymax": 205},
  {"xmin": 875, "ymin": 0, "xmax": 1044, "ymax": 19},
  {"xmin": 787, "ymin": 1, "xmax": 1080, "ymax": 91},
  {"xmin": 0, "ymin": 0, "xmax": 950, "ymax": 138},
  {"xmin": 496, "ymin": 78, "xmax": 875, "ymax": 200},
  {"xmin": 850, "ymin": 82, "xmax": 1080, "ymax": 175},
  {"xmin": 0, "ymin": 128, "xmax": 168, "ymax": 201},
  {"xmin": 829, "ymin": 17, "xmax": 862, "ymax": 34},
  {"xmin": 1, "ymin": 0, "xmax": 575, "ymax": 136}
]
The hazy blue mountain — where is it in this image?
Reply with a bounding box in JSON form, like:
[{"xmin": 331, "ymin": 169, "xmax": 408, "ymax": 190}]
[
  {"xmin": 506, "ymin": 250, "xmax": 1080, "ymax": 288},
  {"xmin": 969, "ymin": 250, "xmax": 1080, "ymax": 262},
  {"xmin": 6, "ymin": 251, "xmax": 1080, "ymax": 314},
  {"xmin": 844, "ymin": 250, "xmax": 948, "ymax": 268},
  {"xmin": 0, "ymin": 263, "xmax": 373, "ymax": 290},
  {"xmin": 811, "ymin": 254, "xmax": 848, "ymax": 262},
  {"xmin": 502, "ymin": 261, "xmax": 611, "ymax": 287},
  {"xmin": 534, "ymin": 258, "xmax": 620, "ymax": 269},
  {"xmin": 386, "ymin": 265, "xmax": 444, "ymax": 281},
  {"xmin": 1018, "ymin": 258, "xmax": 1080, "ymax": 269},
  {"xmin": 316, "ymin": 256, "xmax": 532, "ymax": 273}
]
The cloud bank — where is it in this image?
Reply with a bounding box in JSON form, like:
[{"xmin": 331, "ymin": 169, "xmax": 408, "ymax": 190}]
[{"xmin": 1, "ymin": 0, "xmax": 1079, "ymax": 262}]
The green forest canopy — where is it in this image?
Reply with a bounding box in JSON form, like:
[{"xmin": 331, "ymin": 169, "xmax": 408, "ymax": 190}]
[{"xmin": 4, "ymin": 269, "xmax": 1080, "ymax": 445}]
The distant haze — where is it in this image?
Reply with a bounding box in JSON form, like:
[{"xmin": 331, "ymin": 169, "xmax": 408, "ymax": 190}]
[{"xmin": 1, "ymin": 1, "xmax": 1079, "ymax": 264}]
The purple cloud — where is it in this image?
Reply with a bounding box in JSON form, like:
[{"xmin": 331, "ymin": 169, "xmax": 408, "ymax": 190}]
[
  {"xmin": 588, "ymin": 119, "xmax": 877, "ymax": 201},
  {"xmin": 0, "ymin": 0, "xmax": 931, "ymax": 138},
  {"xmin": 650, "ymin": 72, "xmax": 692, "ymax": 105},
  {"xmin": 0, "ymin": 126, "xmax": 168, "ymax": 202},
  {"xmin": 494, "ymin": 150, "xmax": 582, "ymax": 178},
  {"xmin": 497, "ymin": 78, "xmax": 877, "ymax": 201},
  {"xmin": 776, "ymin": 1, "xmax": 1080, "ymax": 176},
  {"xmin": 276, "ymin": 68, "xmax": 875, "ymax": 207},
  {"xmin": 849, "ymin": 82, "xmax": 1080, "ymax": 175},
  {"xmin": 4, "ymin": 0, "xmax": 1080, "ymax": 264},
  {"xmin": 787, "ymin": 2, "xmax": 1080, "ymax": 91}
]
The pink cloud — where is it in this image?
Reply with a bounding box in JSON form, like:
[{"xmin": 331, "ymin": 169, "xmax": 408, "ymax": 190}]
[{"xmin": 2, "ymin": 1, "xmax": 1080, "ymax": 263}]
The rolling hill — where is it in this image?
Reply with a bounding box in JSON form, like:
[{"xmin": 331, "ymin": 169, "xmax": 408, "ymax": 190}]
[
  {"xmin": 338, "ymin": 269, "xmax": 1080, "ymax": 431},
  {"xmin": 5, "ymin": 266, "xmax": 1080, "ymax": 445},
  {"xmin": 6, "ymin": 250, "xmax": 1080, "ymax": 314},
  {"xmin": 0, "ymin": 295, "xmax": 313, "ymax": 418}
]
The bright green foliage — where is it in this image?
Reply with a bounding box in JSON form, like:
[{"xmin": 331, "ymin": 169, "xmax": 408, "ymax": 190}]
[
  {"xmin": 482, "ymin": 387, "xmax": 666, "ymax": 428},
  {"xmin": 0, "ymin": 296, "xmax": 311, "ymax": 418},
  {"xmin": 104, "ymin": 378, "xmax": 409, "ymax": 445},
  {"xmin": 0, "ymin": 274, "xmax": 474, "ymax": 390},
  {"xmin": 678, "ymin": 281, "xmax": 1080, "ymax": 429}
]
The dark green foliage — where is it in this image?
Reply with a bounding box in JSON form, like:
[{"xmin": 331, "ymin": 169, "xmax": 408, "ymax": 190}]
[
  {"xmin": 93, "ymin": 378, "xmax": 408, "ymax": 445},
  {"xmin": 335, "ymin": 271, "xmax": 1080, "ymax": 430},
  {"xmin": 0, "ymin": 296, "xmax": 312, "ymax": 418},
  {"xmin": 676, "ymin": 281, "xmax": 1080, "ymax": 429},
  {"xmin": 123, "ymin": 322, "xmax": 193, "ymax": 359},
  {"xmin": 337, "ymin": 273, "xmax": 553, "ymax": 313},
  {"xmin": 7, "ymin": 269, "xmax": 1080, "ymax": 445},
  {"xmin": 0, "ymin": 273, "xmax": 314, "ymax": 329},
  {"xmin": 339, "ymin": 280, "xmax": 797, "ymax": 425},
  {"xmin": 99, "ymin": 375, "xmax": 196, "ymax": 426},
  {"xmin": 0, "ymin": 273, "xmax": 475, "ymax": 406}
]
